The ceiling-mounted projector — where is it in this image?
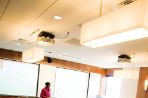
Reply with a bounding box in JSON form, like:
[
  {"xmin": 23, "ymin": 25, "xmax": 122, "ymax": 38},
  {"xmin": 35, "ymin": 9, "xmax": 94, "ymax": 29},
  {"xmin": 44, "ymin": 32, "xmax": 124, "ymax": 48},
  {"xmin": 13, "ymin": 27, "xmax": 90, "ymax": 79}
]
[
  {"xmin": 118, "ymin": 54, "xmax": 131, "ymax": 64},
  {"xmin": 37, "ymin": 31, "xmax": 55, "ymax": 46}
]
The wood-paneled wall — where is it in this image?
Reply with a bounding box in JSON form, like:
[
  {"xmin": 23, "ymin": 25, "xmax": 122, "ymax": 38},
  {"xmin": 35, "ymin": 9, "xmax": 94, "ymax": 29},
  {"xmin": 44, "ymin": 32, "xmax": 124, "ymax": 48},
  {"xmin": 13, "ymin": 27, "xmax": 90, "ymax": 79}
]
[
  {"xmin": 0, "ymin": 48, "xmax": 106, "ymax": 75},
  {"xmin": 136, "ymin": 67, "xmax": 148, "ymax": 98}
]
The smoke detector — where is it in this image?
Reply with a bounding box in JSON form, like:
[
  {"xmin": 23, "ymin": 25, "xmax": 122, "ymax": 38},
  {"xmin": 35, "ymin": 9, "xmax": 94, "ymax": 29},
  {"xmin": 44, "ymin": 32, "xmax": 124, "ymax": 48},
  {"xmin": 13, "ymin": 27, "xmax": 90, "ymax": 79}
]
[{"xmin": 118, "ymin": 54, "xmax": 131, "ymax": 64}]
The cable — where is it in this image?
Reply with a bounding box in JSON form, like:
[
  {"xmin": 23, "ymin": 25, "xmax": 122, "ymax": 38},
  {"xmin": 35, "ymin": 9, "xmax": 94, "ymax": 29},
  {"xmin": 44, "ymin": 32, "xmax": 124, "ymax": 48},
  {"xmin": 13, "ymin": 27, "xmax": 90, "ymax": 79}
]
[
  {"xmin": 17, "ymin": 0, "xmax": 58, "ymax": 39},
  {"xmin": 4, "ymin": 0, "xmax": 58, "ymax": 49},
  {"xmin": 55, "ymin": 32, "xmax": 70, "ymax": 39},
  {"xmin": 0, "ymin": 0, "xmax": 11, "ymax": 21},
  {"xmin": 26, "ymin": 0, "xmax": 58, "ymax": 27},
  {"xmin": 99, "ymin": 0, "xmax": 102, "ymax": 17}
]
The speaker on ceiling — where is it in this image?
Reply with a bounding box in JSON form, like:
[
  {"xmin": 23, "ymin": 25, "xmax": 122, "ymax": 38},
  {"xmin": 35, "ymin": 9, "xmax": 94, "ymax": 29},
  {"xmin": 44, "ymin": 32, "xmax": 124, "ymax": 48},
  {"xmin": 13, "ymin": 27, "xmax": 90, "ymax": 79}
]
[{"xmin": 47, "ymin": 57, "xmax": 52, "ymax": 63}]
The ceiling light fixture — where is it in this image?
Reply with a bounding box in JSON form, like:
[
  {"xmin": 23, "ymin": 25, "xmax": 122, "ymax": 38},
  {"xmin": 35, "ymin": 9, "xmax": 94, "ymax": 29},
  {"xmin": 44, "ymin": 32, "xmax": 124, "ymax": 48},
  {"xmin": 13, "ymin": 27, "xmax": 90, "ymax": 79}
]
[
  {"xmin": 22, "ymin": 47, "xmax": 44, "ymax": 63},
  {"xmin": 80, "ymin": 0, "xmax": 148, "ymax": 48},
  {"xmin": 53, "ymin": 15, "xmax": 63, "ymax": 20}
]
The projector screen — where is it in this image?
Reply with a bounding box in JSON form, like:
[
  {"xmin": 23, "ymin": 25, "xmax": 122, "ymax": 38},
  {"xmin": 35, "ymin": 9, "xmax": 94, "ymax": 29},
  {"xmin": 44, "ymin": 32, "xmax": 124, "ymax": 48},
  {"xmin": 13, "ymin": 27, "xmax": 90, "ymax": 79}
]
[{"xmin": 0, "ymin": 60, "xmax": 39, "ymax": 97}]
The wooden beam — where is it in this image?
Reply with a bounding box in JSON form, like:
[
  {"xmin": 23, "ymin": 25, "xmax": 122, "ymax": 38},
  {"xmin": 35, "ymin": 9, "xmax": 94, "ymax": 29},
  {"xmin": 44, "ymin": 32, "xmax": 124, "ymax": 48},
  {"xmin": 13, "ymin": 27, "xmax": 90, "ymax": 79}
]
[
  {"xmin": 40, "ymin": 57, "xmax": 106, "ymax": 75},
  {"xmin": 0, "ymin": 49, "xmax": 21, "ymax": 60}
]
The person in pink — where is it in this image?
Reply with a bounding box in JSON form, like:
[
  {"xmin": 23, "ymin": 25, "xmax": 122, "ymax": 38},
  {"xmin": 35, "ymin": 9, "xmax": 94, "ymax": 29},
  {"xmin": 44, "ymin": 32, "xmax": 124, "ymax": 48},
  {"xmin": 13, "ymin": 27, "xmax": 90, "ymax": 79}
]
[{"xmin": 40, "ymin": 82, "xmax": 51, "ymax": 98}]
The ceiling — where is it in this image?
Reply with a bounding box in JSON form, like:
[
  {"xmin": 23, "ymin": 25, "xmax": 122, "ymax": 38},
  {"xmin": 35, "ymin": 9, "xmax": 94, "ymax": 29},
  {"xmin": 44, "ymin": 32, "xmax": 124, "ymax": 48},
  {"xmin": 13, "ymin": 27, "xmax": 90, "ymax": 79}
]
[{"xmin": 0, "ymin": 0, "xmax": 148, "ymax": 68}]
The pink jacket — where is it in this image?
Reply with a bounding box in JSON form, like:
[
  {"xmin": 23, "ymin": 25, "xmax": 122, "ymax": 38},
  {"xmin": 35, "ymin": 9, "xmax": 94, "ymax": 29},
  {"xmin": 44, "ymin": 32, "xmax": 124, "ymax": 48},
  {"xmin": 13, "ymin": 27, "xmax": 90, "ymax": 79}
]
[{"xmin": 40, "ymin": 87, "xmax": 51, "ymax": 98}]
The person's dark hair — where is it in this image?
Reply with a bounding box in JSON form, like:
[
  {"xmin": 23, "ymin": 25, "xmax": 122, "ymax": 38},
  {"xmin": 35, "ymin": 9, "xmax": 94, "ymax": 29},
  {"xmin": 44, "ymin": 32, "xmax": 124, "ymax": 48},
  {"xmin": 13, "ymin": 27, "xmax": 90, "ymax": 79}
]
[{"xmin": 45, "ymin": 82, "xmax": 51, "ymax": 86}]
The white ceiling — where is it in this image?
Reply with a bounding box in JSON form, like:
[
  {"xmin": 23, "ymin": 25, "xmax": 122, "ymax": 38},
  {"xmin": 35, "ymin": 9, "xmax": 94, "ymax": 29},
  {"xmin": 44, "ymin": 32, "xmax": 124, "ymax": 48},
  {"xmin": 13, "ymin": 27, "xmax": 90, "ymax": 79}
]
[{"xmin": 0, "ymin": 0, "xmax": 148, "ymax": 68}]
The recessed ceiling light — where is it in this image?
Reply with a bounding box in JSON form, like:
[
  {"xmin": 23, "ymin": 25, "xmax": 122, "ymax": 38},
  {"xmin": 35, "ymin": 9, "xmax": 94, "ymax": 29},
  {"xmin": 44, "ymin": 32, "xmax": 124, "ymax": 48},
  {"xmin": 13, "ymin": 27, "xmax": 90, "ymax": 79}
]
[{"xmin": 53, "ymin": 16, "xmax": 63, "ymax": 20}]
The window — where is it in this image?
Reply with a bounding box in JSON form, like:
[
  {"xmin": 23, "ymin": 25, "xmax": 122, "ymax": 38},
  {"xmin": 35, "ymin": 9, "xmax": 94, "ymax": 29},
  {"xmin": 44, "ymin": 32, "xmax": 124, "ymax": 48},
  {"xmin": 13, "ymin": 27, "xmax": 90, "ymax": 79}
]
[
  {"xmin": 37, "ymin": 64, "xmax": 56, "ymax": 97},
  {"xmin": 54, "ymin": 68, "xmax": 89, "ymax": 98},
  {"xmin": 88, "ymin": 73, "xmax": 101, "ymax": 98},
  {"xmin": 0, "ymin": 60, "xmax": 39, "ymax": 96}
]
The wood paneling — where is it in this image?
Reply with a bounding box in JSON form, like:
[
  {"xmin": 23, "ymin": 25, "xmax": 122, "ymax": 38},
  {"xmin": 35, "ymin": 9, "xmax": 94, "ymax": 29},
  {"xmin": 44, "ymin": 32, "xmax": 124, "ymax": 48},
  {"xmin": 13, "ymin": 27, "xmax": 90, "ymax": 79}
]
[
  {"xmin": 0, "ymin": 96, "xmax": 37, "ymax": 98},
  {"xmin": 136, "ymin": 67, "xmax": 148, "ymax": 98},
  {"xmin": 0, "ymin": 49, "xmax": 21, "ymax": 60},
  {"xmin": 0, "ymin": 96, "xmax": 16, "ymax": 98},
  {"xmin": 0, "ymin": 48, "xmax": 106, "ymax": 75},
  {"xmin": 40, "ymin": 57, "xmax": 106, "ymax": 75}
]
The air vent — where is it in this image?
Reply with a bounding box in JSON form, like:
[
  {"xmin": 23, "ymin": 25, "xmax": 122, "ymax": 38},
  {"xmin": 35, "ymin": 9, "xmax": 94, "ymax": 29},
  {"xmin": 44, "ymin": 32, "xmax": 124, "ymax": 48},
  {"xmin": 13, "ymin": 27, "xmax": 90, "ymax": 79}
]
[{"xmin": 118, "ymin": 0, "xmax": 137, "ymax": 6}]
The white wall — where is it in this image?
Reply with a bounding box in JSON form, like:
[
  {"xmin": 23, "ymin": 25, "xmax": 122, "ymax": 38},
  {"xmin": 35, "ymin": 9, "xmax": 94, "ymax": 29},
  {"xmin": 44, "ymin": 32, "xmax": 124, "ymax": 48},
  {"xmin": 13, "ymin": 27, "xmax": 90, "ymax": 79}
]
[
  {"xmin": 119, "ymin": 78, "xmax": 138, "ymax": 98},
  {"xmin": 114, "ymin": 68, "xmax": 139, "ymax": 98},
  {"xmin": 106, "ymin": 77, "xmax": 122, "ymax": 98},
  {"xmin": 106, "ymin": 68, "xmax": 139, "ymax": 98}
]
